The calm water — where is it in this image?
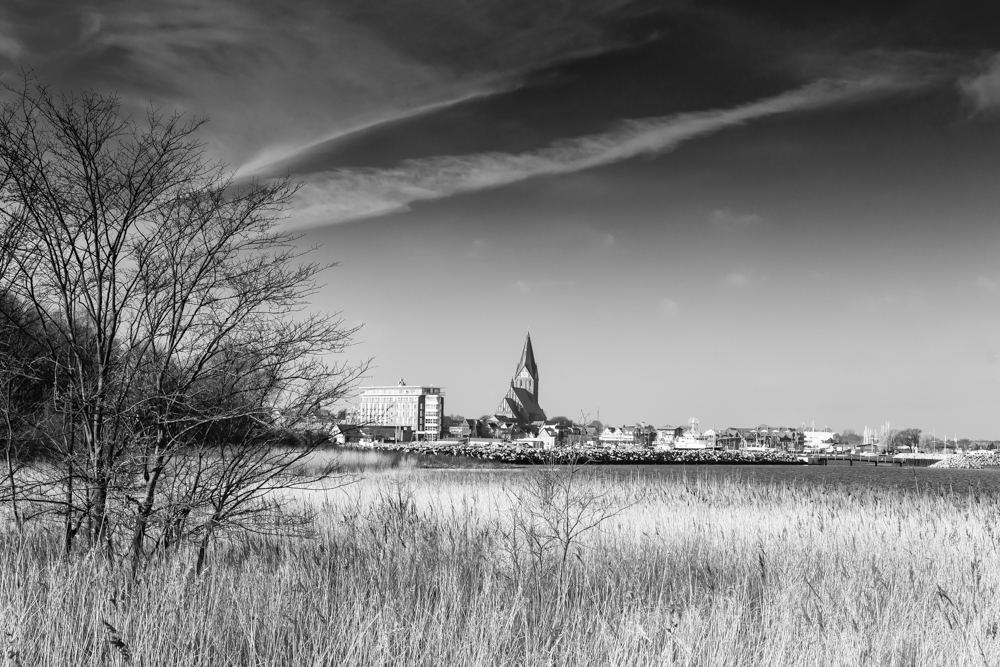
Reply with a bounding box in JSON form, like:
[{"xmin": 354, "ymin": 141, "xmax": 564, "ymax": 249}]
[
  {"xmin": 485, "ymin": 463, "xmax": 1000, "ymax": 496},
  {"xmin": 596, "ymin": 463, "xmax": 1000, "ymax": 495}
]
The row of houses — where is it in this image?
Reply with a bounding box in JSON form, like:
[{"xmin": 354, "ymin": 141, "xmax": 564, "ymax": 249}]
[
  {"xmin": 325, "ymin": 410, "xmax": 839, "ymax": 452},
  {"xmin": 538, "ymin": 420, "xmax": 838, "ymax": 451},
  {"xmin": 458, "ymin": 418, "xmax": 838, "ymax": 452},
  {"xmin": 452, "ymin": 416, "xmax": 601, "ymax": 445}
]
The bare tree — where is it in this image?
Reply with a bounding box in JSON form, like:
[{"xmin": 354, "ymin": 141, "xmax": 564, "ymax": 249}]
[
  {"xmin": 500, "ymin": 457, "xmax": 638, "ymax": 604},
  {"xmin": 0, "ymin": 290, "xmax": 50, "ymax": 529},
  {"xmin": 0, "ymin": 74, "xmax": 366, "ymax": 568}
]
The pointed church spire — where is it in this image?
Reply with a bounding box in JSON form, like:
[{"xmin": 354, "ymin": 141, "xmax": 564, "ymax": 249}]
[
  {"xmin": 518, "ymin": 332, "xmax": 537, "ymax": 377},
  {"xmin": 495, "ymin": 332, "xmax": 545, "ymax": 424}
]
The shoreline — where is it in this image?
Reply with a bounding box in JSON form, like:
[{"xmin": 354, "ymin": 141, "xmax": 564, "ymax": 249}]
[{"xmin": 337, "ymin": 441, "xmax": 806, "ymax": 465}]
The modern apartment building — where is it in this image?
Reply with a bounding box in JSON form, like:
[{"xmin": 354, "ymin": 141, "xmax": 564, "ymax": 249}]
[{"xmin": 356, "ymin": 380, "xmax": 444, "ymax": 440}]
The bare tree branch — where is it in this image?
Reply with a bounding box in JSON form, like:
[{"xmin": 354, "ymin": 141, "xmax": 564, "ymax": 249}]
[{"xmin": 0, "ymin": 73, "xmax": 367, "ymax": 569}]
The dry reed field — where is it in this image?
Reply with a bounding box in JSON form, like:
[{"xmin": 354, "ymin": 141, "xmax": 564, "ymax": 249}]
[{"xmin": 3, "ymin": 464, "xmax": 1000, "ymax": 666}]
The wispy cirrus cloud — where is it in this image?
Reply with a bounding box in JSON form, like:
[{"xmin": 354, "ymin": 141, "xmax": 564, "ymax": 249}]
[
  {"xmin": 238, "ymin": 89, "xmax": 508, "ymax": 177},
  {"xmin": 959, "ymin": 53, "xmax": 1000, "ymax": 113},
  {"xmin": 1, "ymin": 0, "xmax": 469, "ymax": 167},
  {"xmin": 3, "ymin": 0, "xmax": 654, "ymax": 169},
  {"xmin": 287, "ymin": 67, "xmax": 940, "ymax": 228}
]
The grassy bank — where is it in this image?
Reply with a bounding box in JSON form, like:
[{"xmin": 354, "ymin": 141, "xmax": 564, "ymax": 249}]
[{"xmin": 2, "ymin": 466, "xmax": 998, "ymax": 666}]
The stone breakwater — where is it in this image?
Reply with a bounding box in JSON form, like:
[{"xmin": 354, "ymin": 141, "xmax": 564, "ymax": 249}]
[
  {"xmin": 351, "ymin": 442, "xmax": 805, "ymax": 465},
  {"xmin": 929, "ymin": 452, "xmax": 1000, "ymax": 469}
]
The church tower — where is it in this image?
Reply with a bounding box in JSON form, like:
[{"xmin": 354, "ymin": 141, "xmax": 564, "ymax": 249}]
[
  {"xmin": 512, "ymin": 332, "xmax": 539, "ymax": 403},
  {"xmin": 495, "ymin": 332, "xmax": 546, "ymax": 424}
]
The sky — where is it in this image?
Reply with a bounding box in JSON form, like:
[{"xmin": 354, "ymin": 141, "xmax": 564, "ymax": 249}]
[{"xmin": 3, "ymin": 0, "xmax": 1000, "ymax": 437}]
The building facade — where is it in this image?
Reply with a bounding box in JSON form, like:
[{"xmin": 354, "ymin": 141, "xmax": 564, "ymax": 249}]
[
  {"xmin": 802, "ymin": 430, "xmax": 836, "ymax": 449},
  {"xmin": 599, "ymin": 426, "xmax": 637, "ymax": 446},
  {"xmin": 356, "ymin": 380, "xmax": 444, "ymax": 440},
  {"xmin": 654, "ymin": 425, "xmax": 684, "ymax": 448}
]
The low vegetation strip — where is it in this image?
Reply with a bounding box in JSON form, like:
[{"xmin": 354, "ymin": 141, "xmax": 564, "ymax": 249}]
[
  {"xmin": 2, "ymin": 467, "xmax": 999, "ymax": 665},
  {"xmin": 350, "ymin": 441, "xmax": 805, "ymax": 465}
]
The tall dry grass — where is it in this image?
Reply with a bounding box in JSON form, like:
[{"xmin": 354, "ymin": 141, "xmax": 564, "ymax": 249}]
[{"xmin": 1, "ymin": 466, "xmax": 999, "ymax": 666}]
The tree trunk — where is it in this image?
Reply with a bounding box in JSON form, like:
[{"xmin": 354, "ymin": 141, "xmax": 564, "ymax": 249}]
[
  {"xmin": 63, "ymin": 413, "xmax": 75, "ymax": 556},
  {"xmin": 89, "ymin": 446, "xmax": 111, "ymax": 555},
  {"xmin": 4, "ymin": 436, "xmax": 21, "ymax": 531},
  {"xmin": 130, "ymin": 448, "xmax": 165, "ymax": 576},
  {"xmin": 64, "ymin": 456, "xmax": 74, "ymax": 555},
  {"xmin": 195, "ymin": 517, "xmax": 219, "ymax": 576}
]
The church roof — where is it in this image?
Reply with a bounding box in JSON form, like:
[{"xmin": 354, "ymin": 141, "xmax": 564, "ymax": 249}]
[
  {"xmin": 511, "ymin": 387, "xmax": 546, "ymax": 421},
  {"xmin": 518, "ymin": 333, "xmax": 538, "ymax": 377}
]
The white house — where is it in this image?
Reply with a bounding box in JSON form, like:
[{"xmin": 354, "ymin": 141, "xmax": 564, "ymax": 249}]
[
  {"xmin": 802, "ymin": 431, "xmax": 837, "ymax": 450},
  {"xmin": 599, "ymin": 426, "xmax": 637, "ymax": 447}
]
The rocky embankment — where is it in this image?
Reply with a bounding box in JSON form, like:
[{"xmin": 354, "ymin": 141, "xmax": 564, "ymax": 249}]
[
  {"xmin": 929, "ymin": 452, "xmax": 1000, "ymax": 469},
  {"xmin": 351, "ymin": 441, "xmax": 805, "ymax": 465}
]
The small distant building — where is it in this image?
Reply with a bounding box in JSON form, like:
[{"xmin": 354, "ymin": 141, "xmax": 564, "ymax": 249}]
[
  {"xmin": 654, "ymin": 426, "xmax": 681, "ymax": 449},
  {"xmin": 802, "ymin": 431, "xmax": 836, "ymax": 450},
  {"xmin": 485, "ymin": 415, "xmax": 531, "ymax": 441},
  {"xmin": 559, "ymin": 424, "xmax": 596, "ymax": 447},
  {"xmin": 448, "ymin": 419, "xmax": 479, "ymax": 438},
  {"xmin": 714, "ymin": 428, "xmax": 754, "ymax": 449},
  {"xmin": 600, "ymin": 425, "xmax": 638, "ymax": 447},
  {"xmin": 330, "ymin": 423, "xmax": 364, "ymax": 445},
  {"xmin": 740, "ymin": 424, "xmax": 802, "ymax": 450},
  {"xmin": 537, "ymin": 425, "xmax": 561, "ymax": 449},
  {"xmin": 364, "ymin": 425, "xmax": 415, "ymax": 443},
  {"xmin": 356, "ymin": 379, "xmax": 444, "ymax": 440},
  {"xmin": 469, "ymin": 437, "xmax": 505, "ymax": 448}
]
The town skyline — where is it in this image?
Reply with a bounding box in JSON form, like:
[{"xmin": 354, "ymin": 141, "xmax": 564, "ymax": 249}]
[
  {"xmin": 356, "ymin": 331, "xmax": 987, "ymax": 441},
  {"xmin": 5, "ymin": 1, "xmax": 998, "ymax": 438}
]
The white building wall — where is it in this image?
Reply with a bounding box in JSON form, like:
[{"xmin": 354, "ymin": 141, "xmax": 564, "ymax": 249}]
[{"xmin": 356, "ymin": 382, "xmax": 445, "ymax": 440}]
